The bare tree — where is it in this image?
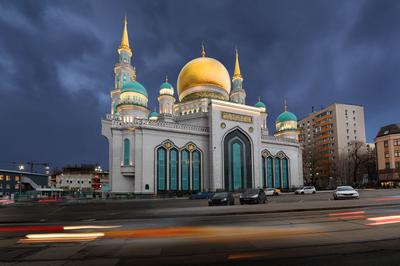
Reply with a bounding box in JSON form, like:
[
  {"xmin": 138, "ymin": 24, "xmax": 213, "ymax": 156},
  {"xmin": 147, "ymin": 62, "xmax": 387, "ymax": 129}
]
[{"xmin": 347, "ymin": 141, "xmax": 370, "ymax": 184}]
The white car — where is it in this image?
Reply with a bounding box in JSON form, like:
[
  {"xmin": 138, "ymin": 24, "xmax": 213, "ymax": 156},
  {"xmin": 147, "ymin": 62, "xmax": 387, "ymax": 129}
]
[
  {"xmin": 265, "ymin": 188, "xmax": 280, "ymax": 196},
  {"xmin": 333, "ymin": 186, "xmax": 359, "ymax": 200},
  {"xmin": 295, "ymin": 186, "xmax": 316, "ymax": 194}
]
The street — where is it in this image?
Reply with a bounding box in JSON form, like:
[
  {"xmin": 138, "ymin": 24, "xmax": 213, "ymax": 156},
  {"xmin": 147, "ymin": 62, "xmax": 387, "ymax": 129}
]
[{"xmin": 1, "ymin": 189, "xmax": 400, "ymax": 265}]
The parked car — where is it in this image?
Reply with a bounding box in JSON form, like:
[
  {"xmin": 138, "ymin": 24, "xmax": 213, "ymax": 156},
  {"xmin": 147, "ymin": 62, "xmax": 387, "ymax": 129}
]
[
  {"xmin": 189, "ymin": 191, "xmax": 214, "ymax": 200},
  {"xmin": 295, "ymin": 186, "xmax": 316, "ymax": 194},
  {"xmin": 333, "ymin": 186, "xmax": 359, "ymax": 200},
  {"xmin": 240, "ymin": 188, "xmax": 267, "ymax": 204},
  {"xmin": 265, "ymin": 188, "xmax": 280, "ymax": 196},
  {"xmin": 208, "ymin": 192, "xmax": 235, "ymax": 206}
]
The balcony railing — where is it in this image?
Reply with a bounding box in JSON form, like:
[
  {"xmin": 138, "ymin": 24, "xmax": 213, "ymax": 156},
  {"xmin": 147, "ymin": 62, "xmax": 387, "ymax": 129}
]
[{"xmin": 105, "ymin": 114, "xmax": 209, "ymax": 133}]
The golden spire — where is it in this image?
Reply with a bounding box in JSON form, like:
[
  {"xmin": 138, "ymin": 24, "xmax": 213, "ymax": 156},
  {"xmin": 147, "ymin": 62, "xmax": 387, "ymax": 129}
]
[
  {"xmin": 233, "ymin": 47, "xmax": 243, "ymax": 79},
  {"xmin": 119, "ymin": 16, "xmax": 130, "ymax": 51},
  {"xmin": 132, "ymin": 66, "xmax": 137, "ymax": 81},
  {"xmin": 201, "ymin": 42, "xmax": 206, "ymax": 57},
  {"xmin": 284, "ymin": 98, "xmax": 288, "ymax": 112},
  {"xmin": 165, "ymin": 75, "xmax": 168, "ymax": 82}
]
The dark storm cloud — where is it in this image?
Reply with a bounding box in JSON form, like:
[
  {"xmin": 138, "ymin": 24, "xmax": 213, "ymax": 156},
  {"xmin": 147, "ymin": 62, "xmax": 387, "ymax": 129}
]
[{"xmin": 0, "ymin": 0, "xmax": 398, "ymax": 170}]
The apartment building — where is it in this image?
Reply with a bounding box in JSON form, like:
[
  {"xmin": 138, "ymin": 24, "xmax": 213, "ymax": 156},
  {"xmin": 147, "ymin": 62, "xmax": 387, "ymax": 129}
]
[
  {"xmin": 375, "ymin": 124, "xmax": 400, "ymax": 187},
  {"xmin": 298, "ymin": 103, "xmax": 366, "ymax": 185}
]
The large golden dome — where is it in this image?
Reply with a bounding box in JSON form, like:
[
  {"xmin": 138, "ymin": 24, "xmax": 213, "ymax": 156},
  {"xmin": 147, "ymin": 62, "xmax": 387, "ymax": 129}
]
[{"xmin": 177, "ymin": 56, "xmax": 231, "ymax": 102}]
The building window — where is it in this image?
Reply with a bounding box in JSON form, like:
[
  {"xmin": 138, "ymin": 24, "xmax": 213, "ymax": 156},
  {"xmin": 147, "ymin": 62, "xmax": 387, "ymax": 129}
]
[
  {"xmin": 385, "ymin": 152, "xmax": 390, "ymax": 158},
  {"xmin": 396, "ymin": 162, "xmax": 400, "ymax": 169},
  {"xmin": 123, "ymin": 73, "xmax": 126, "ymax": 84},
  {"xmin": 231, "ymin": 141, "xmax": 244, "ymax": 190},
  {"xmin": 267, "ymin": 157, "xmax": 274, "ymax": 188},
  {"xmin": 274, "ymin": 158, "xmax": 281, "ymax": 188},
  {"xmin": 145, "ymin": 184, "xmax": 149, "ymax": 190},
  {"xmin": 169, "ymin": 148, "xmax": 179, "ymax": 191},
  {"xmin": 123, "ymin": 139, "xmax": 130, "ymax": 166},
  {"xmin": 384, "ymin": 141, "xmax": 389, "ymax": 147},
  {"xmin": 192, "ymin": 150, "xmax": 201, "ymax": 192},
  {"xmin": 394, "ymin": 139, "xmax": 400, "ymax": 146},
  {"xmin": 0, "ymin": 175, "xmax": 3, "ymax": 181},
  {"xmin": 156, "ymin": 147, "xmax": 167, "ymax": 191},
  {"xmin": 282, "ymin": 158, "xmax": 289, "ymax": 189},
  {"xmin": 386, "ymin": 162, "xmax": 391, "ymax": 169},
  {"xmin": 395, "ymin": 151, "xmax": 400, "ymax": 157},
  {"xmin": 181, "ymin": 150, "xmax": 190, "ymax": 191}
]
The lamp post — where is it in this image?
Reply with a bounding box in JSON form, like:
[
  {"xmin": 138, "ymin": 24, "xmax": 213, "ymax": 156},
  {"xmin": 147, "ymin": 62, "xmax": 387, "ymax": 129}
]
[{"xmin": 18, "ymin": 164, "xmax": 24, "ymax": 195}]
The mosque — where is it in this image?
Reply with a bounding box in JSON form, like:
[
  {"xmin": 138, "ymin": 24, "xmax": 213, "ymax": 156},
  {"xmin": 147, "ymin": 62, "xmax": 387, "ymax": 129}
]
[{"xmin": 101, "ymin": 18, "xmax": 303, "ymax": 195}]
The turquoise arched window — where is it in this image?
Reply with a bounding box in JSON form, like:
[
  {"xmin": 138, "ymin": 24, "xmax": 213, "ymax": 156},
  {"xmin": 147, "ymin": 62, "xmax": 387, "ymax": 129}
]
[
  {"xmin": 232, "ymin": 141, "xmax": 243, "ymax": 190},
  {"xmin": 282, "ymin": 158, "xmax": 289, "ymax": 189},
  {"xmin": 157, "ymin": 147, "xmax": 167, "ymax": 191},
  {"xmin": 262, "ymin": 156, "xmax": 266, "ymax": 188},
  {"xmin": 274, "ymin": 158, "xmax": 281, "ymax": 188},
  {"xmin": 123, "ymin": 73, "xmax": 126, "ymax": 84},
  {"xmin": 192, "ymin": 150, "xmax": 201, "ymax": 191},
  {"xmin": 123, "ymin": 139, "xmax": 130, "ymax": 166},
  {"xmin": 267, "ymin": 157, "xmax": 274, "ymax": 188},
  {"xmin": 181, "ymin": 150, "xmax": 190, "ymax": 191},
  {"xmin": 169, "ymin": 148, "xmax": 178, "ymax": 191}
]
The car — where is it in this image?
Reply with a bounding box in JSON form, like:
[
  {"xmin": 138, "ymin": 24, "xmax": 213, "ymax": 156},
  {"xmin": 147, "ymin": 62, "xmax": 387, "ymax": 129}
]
[
  {"xmin": 333, "ymin": 186, "xmax": 359, "ymax": 200},
  {"xmin": 240, "ymin": 188, "xmax": 267, "ymax": 204},
  {"xmin": 189, "ymin": 191, "xmax": 214, "ymax": 200},
  {"xmin": 208, "ymin": 192, "xmax": 235, "ymax": 206},
  {"xmin": 295, "ymin": 186, "xmax": 316, "ymax": 194},
  {"xmin": 265, "ymin": 188, "xmax": 280, "ymax": 196}
]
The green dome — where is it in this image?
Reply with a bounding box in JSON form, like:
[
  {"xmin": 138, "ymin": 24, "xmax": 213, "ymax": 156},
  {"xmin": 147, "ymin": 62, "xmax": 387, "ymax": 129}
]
[
  {"xmin": 276, "ymin": 111, "xmax": 297, "ymax": 123},
  {"xmin": 122, "ymin": 81, "xmax": 148, "ymax": 97},
  {"xmin": 255, "ymin": 101, "xmax": 266, "ymax": 108},
  {"xmin": 160, "ymin": 82, "xmax": 173, "ymax": 90},
  {"xmin": 149, "ymin": 111, "xmax": 158, "ymax": 118}
]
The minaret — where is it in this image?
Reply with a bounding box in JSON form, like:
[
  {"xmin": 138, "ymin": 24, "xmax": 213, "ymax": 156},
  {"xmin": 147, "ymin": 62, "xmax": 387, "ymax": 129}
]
[
  {"xmin": 274, "ymin": 99, "xmax": 299, "ymax": 140},
  {"xmin": 230, "ymin": 48, "xmax": 246, "ymax": 104},
  {"xmin": 111, "ymin": 16, "xmax": 135, "ymax": 114},
  {"xmin": 158, "ymin": 75, "xmax": 176, "ymax": 122}
]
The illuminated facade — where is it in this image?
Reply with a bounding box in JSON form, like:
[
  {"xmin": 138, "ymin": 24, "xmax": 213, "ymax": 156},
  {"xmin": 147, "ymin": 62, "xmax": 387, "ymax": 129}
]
[{"xmin": 101, "ymin": 18, "xmax": 303, "ymax": 195}]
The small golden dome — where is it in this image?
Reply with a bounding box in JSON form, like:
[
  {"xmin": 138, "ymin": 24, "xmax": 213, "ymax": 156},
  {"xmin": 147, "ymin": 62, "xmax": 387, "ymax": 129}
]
[{"xmin": 177, "ymin": 56, "xmax": 231, "ymax": 102}]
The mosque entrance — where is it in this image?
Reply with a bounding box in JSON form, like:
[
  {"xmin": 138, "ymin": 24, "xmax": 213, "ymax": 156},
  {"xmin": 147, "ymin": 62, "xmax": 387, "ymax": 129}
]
[{"xmin": 223, "ymin": 129, "xmax": 252, "ymax": 191}]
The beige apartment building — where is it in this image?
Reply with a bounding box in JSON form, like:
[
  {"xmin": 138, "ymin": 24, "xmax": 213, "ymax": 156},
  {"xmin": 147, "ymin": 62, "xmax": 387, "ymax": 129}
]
[
  {"xmin": 298, "ymin": 103, "xmax": 366, "ymax": 185},
  {"xmin": 375, "ymin": 124, "xmax": 400, "ymax": 187}
]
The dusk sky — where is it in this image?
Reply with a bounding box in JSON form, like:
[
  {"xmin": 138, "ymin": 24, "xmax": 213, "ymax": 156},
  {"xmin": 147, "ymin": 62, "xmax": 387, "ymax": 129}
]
[{"xmin": 0, "ymin": 0, "xmax": 399, "ymax": 171}]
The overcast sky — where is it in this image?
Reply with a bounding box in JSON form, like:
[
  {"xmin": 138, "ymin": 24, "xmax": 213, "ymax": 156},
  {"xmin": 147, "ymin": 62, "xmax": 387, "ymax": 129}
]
[{"xmin": 0, "ymin": 0, "xmax": 399, "ymax": 171}]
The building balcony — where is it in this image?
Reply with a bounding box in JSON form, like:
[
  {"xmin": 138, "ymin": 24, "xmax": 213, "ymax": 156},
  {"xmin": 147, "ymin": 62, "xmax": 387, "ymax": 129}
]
[{"xmin": 121, "ymin": 165, "xmax": 135, "ymax": 176}]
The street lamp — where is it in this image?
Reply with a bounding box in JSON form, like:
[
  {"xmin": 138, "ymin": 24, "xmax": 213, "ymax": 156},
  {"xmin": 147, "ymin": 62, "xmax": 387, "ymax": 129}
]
[{"xmin": 18, "ymin": 164, "xmax": 24, "ymax": 195}]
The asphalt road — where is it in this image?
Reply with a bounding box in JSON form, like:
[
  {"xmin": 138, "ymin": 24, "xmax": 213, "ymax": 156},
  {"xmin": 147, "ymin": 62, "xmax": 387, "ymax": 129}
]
[{"xmin": 2, "ymin": 189, "xmax": 400, "ymax": 265}]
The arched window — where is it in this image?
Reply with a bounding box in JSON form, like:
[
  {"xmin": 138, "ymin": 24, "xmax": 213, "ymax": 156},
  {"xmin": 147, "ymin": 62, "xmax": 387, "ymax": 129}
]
[
  {"xmin": 169, "ymin": 148, "xmax": 178, "ymax": 191},
  {"xmin": 181, "ymin": 150, "xmax": 190, "ymax": 191},
  {"xmin": 262, "ymin": 156, "xmax": 266, "ymax": 188},
  {"xmin": 274, "ymin": 157, "xmax": 281, "ymax": 188},
  {"xmin": 192, "ymin": 150, "xmax": 201, "ymax": 192},
  {"xmin": 232, "ymin": 140, "xmax": 244, "ymax": 190},
  {"xmin": 282, "ymin": 158, "xmax": 289, "ymax": 189},
  {"xmin": 123, "ymin": 139, "xmax": 130, "ymax": 166},
  {"xmin": 123, "ymin": 73, "xmax": 126, "ymax": 84},
  {"xmin": 224, "ymin": 129, "xmax": 252, "ymax": 191},
  {"xmin": 267, "ymin": 157, "xmax": 274, "ymax": 188},
  {"xmin": 157, "ymin": 147, "xmax": 167, "ymax": 191}
]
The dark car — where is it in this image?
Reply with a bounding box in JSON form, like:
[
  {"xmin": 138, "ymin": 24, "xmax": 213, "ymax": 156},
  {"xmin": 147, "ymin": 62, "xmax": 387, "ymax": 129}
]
[
  {"xmin": 240, "ymin": 188, "xmax": 267, "ymax": 204},
  {"xmin": 189, "ymin": 191, "xmax": 214, "ymax": 200},
  {"xmin": 208, "ymin": 192, "xmax": 235, "ymax": 206}
]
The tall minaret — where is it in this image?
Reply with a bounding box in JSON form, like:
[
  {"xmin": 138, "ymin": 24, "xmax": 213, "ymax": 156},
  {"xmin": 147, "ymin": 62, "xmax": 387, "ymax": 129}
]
[
  {"xmin": 230, "ymin": 48, "xmax": 246, "ymax": 104},
  {"xmin": 158, "ymin": 75, "xmax": 175, "ymax": 122},
  {"xmin": 111, "ymin": 16, "xmax": 135, "ymax": 114}
]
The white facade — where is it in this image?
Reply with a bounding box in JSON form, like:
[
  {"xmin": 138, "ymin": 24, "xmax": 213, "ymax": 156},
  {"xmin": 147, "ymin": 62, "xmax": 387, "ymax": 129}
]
[
  {"xmin": 102, "ymin": 98, "xmax": 303, "ymax": 195},
  {"xmin": 101, "ymin": 19, "xmax": 303, "ymax": 195}
]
